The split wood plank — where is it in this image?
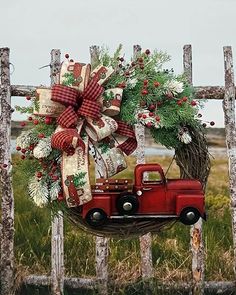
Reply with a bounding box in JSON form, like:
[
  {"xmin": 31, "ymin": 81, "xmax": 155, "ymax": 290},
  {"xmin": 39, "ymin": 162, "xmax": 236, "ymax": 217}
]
[
  {"xmin": 50, "ymin": 49, "xmax": 65, "ymax": 295},
  {"xmin": 0, "ymin": 47, "xmax": 15, "ymax": 295},
  {"xmin": 223, "ymin": 46, "xmax": 236, "ymax": 284},
  {"xmin": 183, "ymin": 44, "xmax": 205, "ymax": 295},
  {"xmin": 133, "ymin": 44, "xmax": 154, "ymax": 289},
  {"xmin": 90, "ymin": 45, "xmax": 109, "ymax": 295}
]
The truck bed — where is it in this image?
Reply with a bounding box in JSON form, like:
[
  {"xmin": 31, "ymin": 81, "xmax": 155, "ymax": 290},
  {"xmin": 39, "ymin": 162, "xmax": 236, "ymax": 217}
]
[{"xmin": 92, "ymin": 178, "xmax": 133, "ymax": 193}]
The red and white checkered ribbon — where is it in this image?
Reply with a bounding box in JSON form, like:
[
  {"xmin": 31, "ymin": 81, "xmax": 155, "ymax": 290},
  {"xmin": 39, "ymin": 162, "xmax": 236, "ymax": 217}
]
[
  {"xmin": 51, "ymin": 73, "xmax": 137, "ymax": 156},
  {"xmin": 47, "ymin": 63, "xmax": 137, "ymax": 207}
]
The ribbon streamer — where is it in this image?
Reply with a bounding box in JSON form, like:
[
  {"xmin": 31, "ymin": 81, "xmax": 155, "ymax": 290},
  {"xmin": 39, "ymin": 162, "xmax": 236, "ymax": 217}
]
[{"xmin": 36, "ymin": 62, "xmax": 137, "ymax": 207}]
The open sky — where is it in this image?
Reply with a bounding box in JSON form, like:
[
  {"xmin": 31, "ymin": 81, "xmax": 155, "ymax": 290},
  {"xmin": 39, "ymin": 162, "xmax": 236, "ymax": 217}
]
[{"xmin": 1, "ymin": 0, "xmax": 236, "ymax": 127}]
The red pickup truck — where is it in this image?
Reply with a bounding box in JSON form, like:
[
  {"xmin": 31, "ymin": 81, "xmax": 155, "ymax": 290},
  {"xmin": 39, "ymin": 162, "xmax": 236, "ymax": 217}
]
[{"xmin": 81, "ymin": 164, "xmax": 206, "ymax": 227}]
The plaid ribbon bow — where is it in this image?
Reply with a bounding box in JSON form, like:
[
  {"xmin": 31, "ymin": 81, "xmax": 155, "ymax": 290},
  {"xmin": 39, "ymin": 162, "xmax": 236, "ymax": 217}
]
[{"xmin": 50, "ymin": 67, "xmax": 137, "ymax": 156}]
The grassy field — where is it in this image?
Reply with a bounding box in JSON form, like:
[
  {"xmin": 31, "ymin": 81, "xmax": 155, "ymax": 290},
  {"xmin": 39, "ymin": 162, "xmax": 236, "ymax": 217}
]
[{"xmin": 11, "ymin": 153, "xmax": 232, "ymax": 291}]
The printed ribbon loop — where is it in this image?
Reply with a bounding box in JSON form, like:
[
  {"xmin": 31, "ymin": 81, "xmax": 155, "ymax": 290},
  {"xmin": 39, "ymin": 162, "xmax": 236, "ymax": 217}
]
[{"xmin": 37, "ymin": 62, "xmax": 137, "ymax": 207}]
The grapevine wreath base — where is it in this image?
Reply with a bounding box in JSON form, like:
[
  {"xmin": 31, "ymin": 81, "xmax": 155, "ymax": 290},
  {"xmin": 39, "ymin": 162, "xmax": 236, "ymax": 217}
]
[
  {"xmin": 67, "ymin": 213, "xmax": 176, "ymax": 238},
  {"xmin": 61, "ymin": 126, "xmax": 210, "ymax": 238},
  {"xmin": 15, "ymin": 46, "xmax": 211, "ymax": 237}
]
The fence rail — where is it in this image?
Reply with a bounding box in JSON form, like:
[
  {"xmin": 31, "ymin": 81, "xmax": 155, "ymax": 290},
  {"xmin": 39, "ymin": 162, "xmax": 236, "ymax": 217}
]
[{"xmin": 0, "ymin": 44, "xmax": 236, "ymax": 295}]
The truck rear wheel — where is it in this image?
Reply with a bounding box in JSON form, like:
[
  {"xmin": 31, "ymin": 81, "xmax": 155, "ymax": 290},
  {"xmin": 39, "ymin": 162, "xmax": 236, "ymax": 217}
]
[
  {"xmin": 116, "ymin": 194, "xmax": 139, "ymax": 215},
  {"xmin": 180, "ymin": 207, "xmax": 200, "ymax": 225},
  {"xmin": 86, "ymin": 208, "xmax": 107, "ymax": 227}
]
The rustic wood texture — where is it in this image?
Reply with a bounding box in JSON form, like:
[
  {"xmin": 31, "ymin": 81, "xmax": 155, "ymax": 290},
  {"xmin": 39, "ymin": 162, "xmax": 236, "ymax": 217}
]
[
  {"xmin": 0, "ymin": 47, "xmax": 15, "ymax": 295},
  {"xmin": 10, "ymin": 84, "xmax": 234, "ymax": 100},
  {"xmin": 183, "ymin": 45, "xmax": 205, "ymax": 295},
  {"xmin": 90, "ymin": 45, "xmax": 109, "ymax": 295},
  {"xmin": 133, "ymin": 44, "xmax": 154, "ymax": 289},
  {"xmin": 50, "ymin": 49, "xmax": 65, "ymax": 295},
  {"xmin": 223, "ymin": 46, "xmax": 236, "ymax": 280},
  {"xmin": 22, "ymin": 276, "xmax": 235, "ymax": 294},
  {"xmin": 24, "ymin": 275, "xmax": 96, "ymax": 289}
]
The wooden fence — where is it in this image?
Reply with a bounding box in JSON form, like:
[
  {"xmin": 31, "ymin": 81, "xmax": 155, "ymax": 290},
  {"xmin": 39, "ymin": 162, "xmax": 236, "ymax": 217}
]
[{"xmin": 0, "ymin": 44, "xmax": 236, "ymax": 295}]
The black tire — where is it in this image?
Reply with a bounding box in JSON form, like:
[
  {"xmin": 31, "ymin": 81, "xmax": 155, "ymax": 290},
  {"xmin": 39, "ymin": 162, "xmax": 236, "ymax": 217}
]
[
  {"xmin": 116, "ymin": 194, "xmax": 139, "ymax": 215},
  {"xmin": 180, "ymin": 207, "xmax": 200, "ymax": 225},
  {"xmin": 86, "ymin": 208, "xmax": 107, "ymax": 227}
]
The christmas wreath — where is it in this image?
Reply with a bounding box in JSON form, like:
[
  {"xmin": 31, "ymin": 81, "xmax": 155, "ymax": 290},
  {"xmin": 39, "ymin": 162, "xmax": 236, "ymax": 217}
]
[{"xmin": 16, "ymin": 46, "xmax": 210, "ymax": 236}]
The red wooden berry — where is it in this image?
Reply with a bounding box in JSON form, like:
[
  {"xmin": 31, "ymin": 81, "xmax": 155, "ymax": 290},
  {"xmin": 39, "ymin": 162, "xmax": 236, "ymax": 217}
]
[
  {"xmin": 138, "ymin": 57, "xmax": 143, "ymax": 63},
  {"xmin": 155, "ymin": 116, "xmax": 161, "ymax": 122},
  {"xmin": 210, "ymin": 121, "xmax": 215, "ymax": 126},
  {"xmin": 45, "ymin": 117, "xmax": 52, "ymax": 125},
  {"xmin": 202, "ymin": 123, "xmax": 207, "ymax": 128},
  {"xmin": 20, "ymin": 122, "xmax": 26, "ymax": 127},
  {"xmin": 177, "ymin": 100, "xmax": 182, "ymax": 106},
  {"xmin": 36, "ymin": 172, "xmax": 43, "ymax": 178},
  {"xmin": 3, "ymin": 164, "xmax": 8, "ymax": 168},
  {"xmin": 157, "ymin": 102, "xmax": 162, "ymax": 106},
  {"xmin": 191, "ymin": 101, "xmax": 197, "ymax": 106},
  {"xmin": 138, "ymin": 113, "xmax": 143, "ymax": 118},
  {"xmin": 154, "ymin": 81, "xmax": 160, "ymax": 87},
  {"xmin": 120, "ymin": 57, "xmax": 124, "ymax": 62},
  {"xmin": 38, "ymin": 133, "xmax": 45, "ymax": 139},
  {"xmin": 26, "ymin": 96, "xmax": 31, "ymax": 100},
  {"xmin": 70, "ymin": 59, "xmax": 74, "ymax": 62},
  {"xmin": 143, "ymin": 79, "xmax": 148, "ymax": 86},
  {"xmin": 142, "ymin": 114, "xmax": 147, "ymax": 119},
  {"xmin": 33, "ymin": 119, "xmax": 39, "ymax": 125},
  {"xmin": 140, "ymin": 64, "xmax": 144, "ymax": 69},
  {"xmin": 182, "ymin": 96, "xmax": 188, "ymax": 102},
  {"xmin": 198, "ymin": 113, "xmax": 202, "ymax": 118},
  {"xmin": 146, "ymin": 122, "xmax": 153, "ymax": 128},
  {"xmin": 65, "ymin": 53, "xmax": 69, "ymax": 59},
  {"xmin": 16, "ymin": 146, "xmax": 21, "ymax": 151},
  {"xmin": 29, "ymin": 145, "xmax": 34, "ymax": 151},
  {"xmin": 149, "ymin": 112, "xmax": 154, "ymax": 117},
  {"xmin": 145, "ymin": 49, "xmax": 151, "ymax": 55},
  {"xmin": 21, "ymin": 155, "xmax": 26, "ymax": 160},
  {"xmin": 21, "ymin": 148, "xmax": 26, "ymax": 154},
  {"xmin": 141, "ymin": 89, "xmax": 148, "ymax": 95},
  {"xmin": 131, "ymin": 61, "xmax": 136, "ymax": 67},
  {"xmin": 28, "ymin": 116, "xmax": 33, "ymax": 121},
  {"xmin": 148, "ymin": 104, "xmax": 156, "ymax": 111}
]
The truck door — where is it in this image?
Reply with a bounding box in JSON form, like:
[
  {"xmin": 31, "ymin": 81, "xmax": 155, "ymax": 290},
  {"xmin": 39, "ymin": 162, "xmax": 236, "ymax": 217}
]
[{"xmin": 139, "ymin": 170, "xmax": 167, "ymax": 214}]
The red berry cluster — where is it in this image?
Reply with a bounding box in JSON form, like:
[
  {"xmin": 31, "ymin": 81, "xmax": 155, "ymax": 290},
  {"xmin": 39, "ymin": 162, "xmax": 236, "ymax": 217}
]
[{"xmin": 140, "ymin": 79, "xmax": 161, "ymax": 98}]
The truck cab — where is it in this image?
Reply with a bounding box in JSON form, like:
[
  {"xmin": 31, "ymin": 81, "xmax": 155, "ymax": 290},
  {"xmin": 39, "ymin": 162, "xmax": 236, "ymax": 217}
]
[{"xmin": 82, "ymin": 164, "xmax": 206, "ymax": 227}]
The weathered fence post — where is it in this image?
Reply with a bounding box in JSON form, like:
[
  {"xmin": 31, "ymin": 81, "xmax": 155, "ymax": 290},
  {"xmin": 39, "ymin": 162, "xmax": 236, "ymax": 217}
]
[
  {"xmin": 90, "ymin": 45, "xmax": 109, "ymax": 295},
  {"xmin": 133, "ymin": 44, "xmax": 154, "ymax": 290},
  {"xmin": 0, "ymin": 47, "xmax": 15, "ymax": 295},
  {"xmin": 223, "ymin": 46, "xmax": 236, "ymax": 280},
  {"xmin": 183, "ymin": 44, "xmax": 205, "ymax": 295},
  {"xmin": 50, "ymin": 49, "xmax": 65, "ymax": 295}
]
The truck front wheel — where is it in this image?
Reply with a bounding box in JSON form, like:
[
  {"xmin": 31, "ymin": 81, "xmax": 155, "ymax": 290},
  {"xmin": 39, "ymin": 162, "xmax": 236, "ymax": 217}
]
[
  {"xmin": 86, "ymin": 208, "xmax": 107, "ymax": 227},
  {"xmin": 116, "ymin": 194, "xmax": 139, "ymax": 215},
  {"xmin": 180, "ymin": 207, "xmax": 200, "ymax": 225}
]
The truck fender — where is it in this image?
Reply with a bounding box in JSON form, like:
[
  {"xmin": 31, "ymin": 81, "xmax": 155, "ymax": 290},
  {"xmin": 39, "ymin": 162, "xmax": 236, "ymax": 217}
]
[{"xmin": 176, "ymin": 195, "xmax": 205, "ymax": 218}]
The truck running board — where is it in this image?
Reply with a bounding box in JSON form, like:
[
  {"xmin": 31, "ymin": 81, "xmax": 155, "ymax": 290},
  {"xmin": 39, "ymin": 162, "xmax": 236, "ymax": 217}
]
[{"xmin": 110, "ymin": 215, "xmax": 178, "ymax": 219}]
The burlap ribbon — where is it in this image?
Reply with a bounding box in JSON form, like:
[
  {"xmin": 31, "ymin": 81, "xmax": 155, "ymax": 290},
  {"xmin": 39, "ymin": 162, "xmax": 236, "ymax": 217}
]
[{"xmin": 37, "ymin": 63, "xmax": 137, "ymax": 207}]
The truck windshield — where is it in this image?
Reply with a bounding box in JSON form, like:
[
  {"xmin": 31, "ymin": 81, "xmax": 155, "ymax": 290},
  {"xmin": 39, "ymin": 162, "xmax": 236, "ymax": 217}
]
[{"xmin": 142, "ymin": 171, "xmax": 163, "ymax": 184}]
